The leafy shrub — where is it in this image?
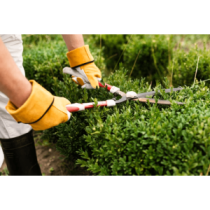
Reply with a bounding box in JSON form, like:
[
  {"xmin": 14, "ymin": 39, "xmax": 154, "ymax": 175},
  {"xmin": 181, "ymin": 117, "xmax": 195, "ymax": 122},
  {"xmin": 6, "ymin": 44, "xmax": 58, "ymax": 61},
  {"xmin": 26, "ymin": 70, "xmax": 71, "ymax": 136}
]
[
  {"xmin": 22, "ymin": 35, "xmax": 210, "ymax": 175},
  {"xmin": 172, "ymin": 35, "xmax": 210, "ymax": 51},
  {"xmin": 89, "ymin": 34, "xmax": 172, "ymax": 85},
  {"xmin": 171, "ymin": 44, "xmax": 210, "ymax": 87},
  {"xmin": 123, "ymin": 35, "xmax": 173, "ymax": 86},
  {"xmin": 23, "ymin": 39, "xmax": 68, "ymax": 93},
  {"xmin": 89, "ymin": 35, "xmax": 127, "ymax": 70},
  {"xmin": 42, "ymin": 67, "xmax": 210, "ymax": 175},
  {"xmin": 22, "ymin": 34, "xmax": 63, "ymax": 46},
  {"xmin": 23, "ymin": 35, "xmax": 105, "ymax": 93}
]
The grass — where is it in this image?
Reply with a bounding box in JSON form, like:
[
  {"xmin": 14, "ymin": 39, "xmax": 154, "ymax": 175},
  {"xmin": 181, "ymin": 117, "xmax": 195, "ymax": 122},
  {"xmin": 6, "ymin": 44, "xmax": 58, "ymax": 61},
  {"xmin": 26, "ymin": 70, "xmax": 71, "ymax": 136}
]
[{"xmin": 0, "ymin": 167, "xmax": 9, "ymax": 176}]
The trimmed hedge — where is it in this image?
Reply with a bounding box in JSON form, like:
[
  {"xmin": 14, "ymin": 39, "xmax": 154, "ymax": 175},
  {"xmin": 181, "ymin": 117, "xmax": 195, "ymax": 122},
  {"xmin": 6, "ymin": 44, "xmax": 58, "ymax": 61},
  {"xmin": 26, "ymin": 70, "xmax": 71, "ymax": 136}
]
[
  {"xmin": 42, "ymin": 68, "xmax": 210, "ymax": 175},
  {"xmin": 22, "ymin": 35, "xmax": 210, "ymax": 175}
]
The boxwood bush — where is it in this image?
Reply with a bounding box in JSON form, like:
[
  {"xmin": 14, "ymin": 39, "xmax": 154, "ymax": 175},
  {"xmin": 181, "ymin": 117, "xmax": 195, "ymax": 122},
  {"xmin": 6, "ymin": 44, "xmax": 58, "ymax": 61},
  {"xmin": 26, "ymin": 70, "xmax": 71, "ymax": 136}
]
[
  {"xmin": 123, "ymin": 35, "xmax": 173, "ymax": 86},
  {"xmin": 90, "ymin": 35, "xmax": 172, "ymax": 86},
  {"xmin": 23, "ymin": 35, "xmax": 105, "ymax": 93},
  {"xmin": 22, "ymin": 35, "xmax": 210, "ymax": 175},
  {"xmin": 22, "ymin": 34, "xmax": 62, "ymax": 46},
  {"xmin": 41, "ymin": 68, "xmax": 210, "ymax": 175},
  {"xmin": 171, "ymin": 44, "xmax": 210, "ymax": 87},
  {"xmin": 88, "ymin": 35, "xmax": 127, "ymax": 70}
]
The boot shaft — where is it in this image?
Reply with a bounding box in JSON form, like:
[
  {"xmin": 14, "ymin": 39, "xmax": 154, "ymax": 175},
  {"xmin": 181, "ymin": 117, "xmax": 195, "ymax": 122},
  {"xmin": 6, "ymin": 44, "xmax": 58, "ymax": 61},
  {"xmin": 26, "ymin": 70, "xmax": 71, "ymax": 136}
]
[{"xmin": 0, "ymin": 130, "xmax": 41, "ymax": 175}]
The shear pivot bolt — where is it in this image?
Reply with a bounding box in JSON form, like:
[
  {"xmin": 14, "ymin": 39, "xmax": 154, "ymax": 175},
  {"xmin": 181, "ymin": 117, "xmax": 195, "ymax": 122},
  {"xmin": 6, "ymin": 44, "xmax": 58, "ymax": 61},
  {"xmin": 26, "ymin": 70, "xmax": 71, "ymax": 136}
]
[{"xmin": 126, "ymin": 91, "xmax": 137, "ymax": 98}]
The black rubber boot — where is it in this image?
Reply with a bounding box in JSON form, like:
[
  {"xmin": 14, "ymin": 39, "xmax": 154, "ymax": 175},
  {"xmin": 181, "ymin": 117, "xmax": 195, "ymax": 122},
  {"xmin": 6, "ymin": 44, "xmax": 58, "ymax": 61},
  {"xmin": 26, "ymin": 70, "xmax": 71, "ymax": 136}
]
[{"xmin": 0, "ymin": 130, "xmax": 42, "ymax": 175}]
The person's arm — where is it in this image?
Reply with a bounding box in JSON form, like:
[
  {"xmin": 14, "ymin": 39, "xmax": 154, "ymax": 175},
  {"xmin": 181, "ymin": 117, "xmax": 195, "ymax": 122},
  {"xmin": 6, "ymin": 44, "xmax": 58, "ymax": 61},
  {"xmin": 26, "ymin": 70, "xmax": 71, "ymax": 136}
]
[
  {"xmin": 0, "ymin": 39, "xmax": 32, "ymax": 108},
  {"xmin": 62, "ymin": 34, "xmax": 102, "ymax": 89},
  {"xmin": 62, "ymin": 34, "xmax": 84, "ymax": 51},
  {"xmin": 0, "ymin": 38, "xmax": 70, "ymax": 131}
]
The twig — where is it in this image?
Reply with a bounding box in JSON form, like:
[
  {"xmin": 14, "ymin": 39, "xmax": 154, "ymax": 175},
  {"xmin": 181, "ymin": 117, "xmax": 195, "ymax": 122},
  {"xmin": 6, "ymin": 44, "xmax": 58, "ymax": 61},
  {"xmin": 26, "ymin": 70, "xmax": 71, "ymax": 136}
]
[
  {"xmin": 106, "ymin": 54, "xmax": 118, "ymax": 61},
  {"xmin": 129, "ymin": 49, "xmax": 141, "ymax": 77},
  {"xmin": 114, "ymin": 35, "xmax": 131, "ymax": 71},
  {"xmin": 99, "ymin": 34, "xmax": 102, "ymax": 68},
  {"xmin": 193, "ymin": 56, "xmax": 200, "ymax": 85},
  {"xmin": 206, "ymin": 164, "xmax": 210, "ymax": 176},
  {"xmin": 202, "ymin": 78, "xmax": 210, "ymax": 82},
  {"xmin": 151, "ymin": 46, "xmax": 164, "ymax": 85},
  {"xmin": 171, "ymin": 58, "xmax": 174, "ymax": 87}
]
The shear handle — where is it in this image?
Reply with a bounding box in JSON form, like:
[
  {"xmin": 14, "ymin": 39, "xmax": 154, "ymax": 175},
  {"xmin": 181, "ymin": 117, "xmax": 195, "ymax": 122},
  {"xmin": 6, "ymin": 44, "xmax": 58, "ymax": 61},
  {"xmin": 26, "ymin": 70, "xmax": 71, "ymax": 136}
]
[{"xmin": 66, "ymin": 100, "xmax": 116, "ymax": 112}]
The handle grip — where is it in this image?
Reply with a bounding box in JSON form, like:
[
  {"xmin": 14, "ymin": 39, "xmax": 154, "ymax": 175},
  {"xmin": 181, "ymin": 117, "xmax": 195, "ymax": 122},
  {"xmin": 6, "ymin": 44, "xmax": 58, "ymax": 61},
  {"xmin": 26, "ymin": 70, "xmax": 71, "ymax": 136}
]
[
  {"xmin": 98, "ymin": 82, "xmax": 113, "ymax": 91},
  {"xmin": 66, "ymin": 100, "xmax": 116, "ymax": 113}
]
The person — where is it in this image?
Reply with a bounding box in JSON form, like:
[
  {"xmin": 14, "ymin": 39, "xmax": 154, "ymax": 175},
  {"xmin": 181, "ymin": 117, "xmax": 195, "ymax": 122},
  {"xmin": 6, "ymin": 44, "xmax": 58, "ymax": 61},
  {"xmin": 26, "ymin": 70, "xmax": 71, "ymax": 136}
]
[{"xmin": 0, "ymin": 34, "xmax": 102, "ymax": 175}]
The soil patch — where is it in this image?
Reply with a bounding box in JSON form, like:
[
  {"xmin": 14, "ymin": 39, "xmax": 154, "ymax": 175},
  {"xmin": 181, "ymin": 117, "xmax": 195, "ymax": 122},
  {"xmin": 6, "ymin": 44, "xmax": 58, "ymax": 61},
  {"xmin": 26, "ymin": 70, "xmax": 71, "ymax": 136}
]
[{"xmin": 0, "ymin": 131, "xmax": 91, "ymax": 176}]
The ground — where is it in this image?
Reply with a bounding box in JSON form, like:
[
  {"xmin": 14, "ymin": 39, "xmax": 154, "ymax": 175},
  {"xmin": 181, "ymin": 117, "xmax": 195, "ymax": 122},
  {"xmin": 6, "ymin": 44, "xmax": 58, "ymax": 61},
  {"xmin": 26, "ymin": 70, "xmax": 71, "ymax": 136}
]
[{"xmin": 0, "ymin": 131, "xmax": 91, "ymax": 176}]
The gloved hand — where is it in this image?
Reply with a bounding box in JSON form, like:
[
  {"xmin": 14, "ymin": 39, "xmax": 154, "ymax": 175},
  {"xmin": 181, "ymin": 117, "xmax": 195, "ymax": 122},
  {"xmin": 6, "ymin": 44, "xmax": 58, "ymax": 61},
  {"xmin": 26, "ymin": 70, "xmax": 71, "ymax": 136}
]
[
  {"xmin": 6, "ymin": 80, "xmax": 71, "ymax": 131},
  {"xmin": 63, "ymin": 45, "xmax": 102, "ymax": 89}
]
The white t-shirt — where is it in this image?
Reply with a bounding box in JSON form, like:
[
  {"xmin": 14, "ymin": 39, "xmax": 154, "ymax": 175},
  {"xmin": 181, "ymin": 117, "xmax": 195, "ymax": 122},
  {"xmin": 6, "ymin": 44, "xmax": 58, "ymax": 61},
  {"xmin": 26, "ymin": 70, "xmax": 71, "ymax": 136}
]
[{"xmin": 0, "ymin": 34, "xmax": 25, "ymax": 98}]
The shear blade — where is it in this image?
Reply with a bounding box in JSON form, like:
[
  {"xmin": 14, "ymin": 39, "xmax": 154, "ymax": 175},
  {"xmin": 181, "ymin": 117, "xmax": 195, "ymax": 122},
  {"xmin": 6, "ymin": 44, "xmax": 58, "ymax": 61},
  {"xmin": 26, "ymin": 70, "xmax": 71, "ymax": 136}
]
[
  {"xmin": 114, "ymin": 96, "xmax": 131, "ymax": 104},
  {"xmin": 136, "ymin": 88, "xmax": 183, "ymax": 98},
  {"xmin": 135, "ymin": 98, "xmax": 184, "ymax": 105}
]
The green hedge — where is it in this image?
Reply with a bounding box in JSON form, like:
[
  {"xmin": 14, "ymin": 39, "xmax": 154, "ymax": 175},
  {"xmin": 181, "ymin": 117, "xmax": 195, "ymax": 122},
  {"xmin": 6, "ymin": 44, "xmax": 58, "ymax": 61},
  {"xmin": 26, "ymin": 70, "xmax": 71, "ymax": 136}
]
[
  {"xmin": 123, "ymin": 35, "xmax": 172, "ymax": 86},
  {"xmin": 23, "ymin": 35, "xmax": 105, "ymax": 93},
  {"xmin": 89, "ymin": 35, "xmax": 172, "ymax": 86},
  {"xmin": 172, "ymin": 45, "xmax": 210, "ymax": 87},
  {"xmin": 22, "ymin": 34, "xmax": 63, "ymax": 46},
  {"xmin": 88, "ymin": 35, "xmax": 127, "ymax": 71},
  {"xmin": 22, "ymin": 35, "xmax": 210, "ymax": 175},
  {"xmin": 41, "ymin": 68, "xmax": 210, "ymax": 175}
]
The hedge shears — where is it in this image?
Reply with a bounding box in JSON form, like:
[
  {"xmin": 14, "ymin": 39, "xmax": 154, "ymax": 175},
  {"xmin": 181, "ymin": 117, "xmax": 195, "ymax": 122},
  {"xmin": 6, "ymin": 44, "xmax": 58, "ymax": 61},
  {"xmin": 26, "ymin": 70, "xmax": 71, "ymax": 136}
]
[{"xmin": 66, "ymin": 82, "xmax": 184, "ymax": 113}]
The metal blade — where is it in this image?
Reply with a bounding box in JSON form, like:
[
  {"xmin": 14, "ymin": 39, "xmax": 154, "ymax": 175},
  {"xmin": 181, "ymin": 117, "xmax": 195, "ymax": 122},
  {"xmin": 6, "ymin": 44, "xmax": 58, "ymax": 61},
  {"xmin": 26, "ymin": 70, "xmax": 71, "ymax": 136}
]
[
  {"xmin": 136, "ymin": 88, "xmax": 183, "ymax": 98},
  {"xmin": 114, "ymin": 96, "xmax": 130, "ymax": 104},
  {"xmin": 114, "ymin": 88, "xmax": 184, "ymax": 105},
  {"xmin": 133, "ymin": 98, "xmax": 185, "ymax": 105},
  {"xmin": 113, "ymin": 90, "xmax": 126, "ymax": 97}
]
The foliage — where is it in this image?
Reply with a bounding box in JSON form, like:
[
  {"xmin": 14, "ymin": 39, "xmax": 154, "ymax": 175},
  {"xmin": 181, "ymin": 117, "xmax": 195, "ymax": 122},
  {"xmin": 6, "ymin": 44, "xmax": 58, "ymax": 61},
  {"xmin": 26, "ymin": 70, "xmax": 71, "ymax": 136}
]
[
  {"xmin": 22, "ymin": 34, "xmax": 210, "ymax": 175},
  {"xmin": 23, "ymin": 35, "xmax": 105, "ymax": 94},
  {"xmin": 89, "ymin": 34, "xmax": 173, "ymax": 86},
  {"xmin": 89, "ymin": 35, "xmax": 127, "ymax": 70},
  {"xmin": 41, "ymin": 67, "xmax": 210, "ymax": 175},
  {"xmin": 77, "ymin": 79, "xmax": 210, "ymax": 175},
  {"xmin": 123, "ymin": 35, "xmax": 173, "ymax": 86},
  {"xmin": 171, "ymin": 44, "xmax": 210, "ymax": 87},
  {"xmin": 0, "ymin": 167, "xmax": 9, "ymax": 176},
  {"xmin": 22, "ymin": 34, "xmax": 63, "ymax": 49}
]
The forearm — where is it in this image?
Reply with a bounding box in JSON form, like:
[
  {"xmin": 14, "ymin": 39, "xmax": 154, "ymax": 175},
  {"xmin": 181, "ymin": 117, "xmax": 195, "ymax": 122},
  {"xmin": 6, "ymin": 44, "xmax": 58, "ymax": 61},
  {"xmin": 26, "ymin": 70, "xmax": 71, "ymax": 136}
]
[
  {"xmin": 0, "ymin": 39, "xmax": 32, "ymax": 108},
  {"xmin": 62, "ymin": 34, "xmax": 84, "ymax": 51}
]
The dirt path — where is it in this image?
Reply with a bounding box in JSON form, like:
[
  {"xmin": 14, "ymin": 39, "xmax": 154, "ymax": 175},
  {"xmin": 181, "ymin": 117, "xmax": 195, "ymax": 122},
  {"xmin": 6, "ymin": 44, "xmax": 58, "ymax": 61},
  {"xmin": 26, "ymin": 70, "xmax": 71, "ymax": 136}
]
[{"xmin": 0, "ymin": 131, "xmax": 91, "ymax": 176}]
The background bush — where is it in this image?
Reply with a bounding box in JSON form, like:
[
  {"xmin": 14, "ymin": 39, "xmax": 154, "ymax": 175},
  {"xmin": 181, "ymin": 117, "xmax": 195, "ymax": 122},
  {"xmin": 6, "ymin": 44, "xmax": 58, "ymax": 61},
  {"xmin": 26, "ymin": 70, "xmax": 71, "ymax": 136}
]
[
  {"xmin": 88, "ymin": 35, "xmax": 172, "ymax": 85},
  {"xmin": 123, "ymin": 35, "xmax": 172, "ymax": 86},
  {"xmin": 88, "ymin": 35, "xmax": 127, "ymax": 71},
  {"xmin": 87, "ymin": 34, "xmax": 210, "ymax": 87},
  {"xmin": 171, "ymin": 44, "xmax": 210, "ymax": 87}
]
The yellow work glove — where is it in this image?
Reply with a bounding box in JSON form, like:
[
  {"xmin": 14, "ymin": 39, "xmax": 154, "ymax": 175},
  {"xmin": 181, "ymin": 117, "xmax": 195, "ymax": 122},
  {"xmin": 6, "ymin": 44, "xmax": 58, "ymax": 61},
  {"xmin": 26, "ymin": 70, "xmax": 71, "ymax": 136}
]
[
  {"xmin": 6, "ymin": 80, "xmax": 71, "ymax": 131},
  {"xmin": 63, "ymin": 45, "xmax": 102, "ymax": 89}
]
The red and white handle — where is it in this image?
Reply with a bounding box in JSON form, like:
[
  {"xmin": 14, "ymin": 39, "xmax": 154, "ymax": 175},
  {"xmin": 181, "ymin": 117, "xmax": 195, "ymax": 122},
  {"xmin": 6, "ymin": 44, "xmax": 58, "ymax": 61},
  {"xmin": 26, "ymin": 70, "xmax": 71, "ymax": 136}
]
[
  {"xmin": 66, "ymin": 100, "xmax": 116, "ymax": 113},
  {"xmin": 98, "ymin": 82, "xmax": 112, "ymax": 91},
  {"xmin": 98, "ymin": 82, "xmax": 120, "ymax": 93},
  {"xmin": 66, "ymin": 83, "xmax": 120, "ymax": 113}
]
